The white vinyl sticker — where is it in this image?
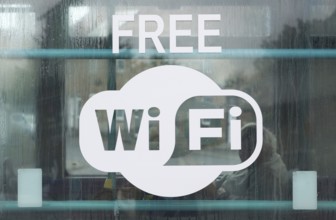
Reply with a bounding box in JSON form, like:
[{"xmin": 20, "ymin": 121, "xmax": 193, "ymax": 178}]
[
  {"xmin": 18, "ymin": 169, "xmax": 42, "ymax": 207},
  {"xmin": 80, "ymin": 65, "xmax": 262, "ymax": 197},
  {"xmin": 293, "ymin": 171, "xmax": 317, "ymax": 210}
]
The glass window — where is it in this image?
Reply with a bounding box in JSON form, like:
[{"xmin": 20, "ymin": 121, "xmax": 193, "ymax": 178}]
[
  {"xmin": 0, "ymin": 3, "xmax": 37, "ymax": 201},
  {"xmin": 69, "ymin": 6, "xmax": 108, "ymax": 37},
  {"xmin": 1, "ymin": 0, "xmax": 336, "ymax": 219}
]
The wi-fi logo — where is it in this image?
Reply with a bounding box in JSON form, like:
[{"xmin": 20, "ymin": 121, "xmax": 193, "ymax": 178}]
[{"xmin": 79, "ymin": 65, "xmax": 263, "ymax": 197}]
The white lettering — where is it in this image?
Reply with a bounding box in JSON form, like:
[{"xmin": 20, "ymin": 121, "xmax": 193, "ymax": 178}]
[
  {"xmin": 198, "ymin": 14, "xmax": 221, "ymax": 53},
  {"xmin": 112, "ymin": 14, "xmax": 222, "ymax": 53},
  {"xmin": 229, "ymin": 107, "xmax": 242, "ymax": 150},
  {"xmin": 139, "ymin": 15, "xmax": 165, "ymax": 53},
  {"xmin": 170, "ymin": 15, "xmax": 193, "ymax": 53},
  {"xmin": 189, "ymin": 109, "xmax": 224, "ymax": 150},
  {"xmin": 112, "ymin": 15, "xmax": 134, "ymax": 53}
]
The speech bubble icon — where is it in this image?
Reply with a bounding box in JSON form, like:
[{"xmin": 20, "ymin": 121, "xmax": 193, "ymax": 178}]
[{"xmin": 79, "ymin": 65, "xmax": 262, "ymax": 197}]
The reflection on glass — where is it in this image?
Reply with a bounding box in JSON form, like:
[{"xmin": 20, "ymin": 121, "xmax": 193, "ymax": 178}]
[
  {"xmin": 69, "ymin": 6, "xmax": 108, "ymax": 37},
  {"xmin": 65, "ymin": 59, "xmax": 109, "ymax": 175}
]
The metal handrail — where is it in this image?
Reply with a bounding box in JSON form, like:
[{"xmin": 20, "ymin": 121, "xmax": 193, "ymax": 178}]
[
  {"xmin": 1, "ymin": 200, "xmax": 334, "ymax": 212},
  {"xmin": 1, "ymin": 49, "xmax": 336, "ymax": 59}
]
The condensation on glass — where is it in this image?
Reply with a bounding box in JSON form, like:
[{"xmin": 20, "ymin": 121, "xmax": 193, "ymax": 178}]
[
  {"xmin": 1, "ymin": 0, "xmax": 336, "ymax": 219},
  {"xmin": 0, "ymin": 3, "xmax": 37, "ymax": 202}
]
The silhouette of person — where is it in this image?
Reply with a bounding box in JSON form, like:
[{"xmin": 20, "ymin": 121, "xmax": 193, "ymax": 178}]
[{"xmin": 216, "ymin": 123, "xmax": 289, "ymax": 200}]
